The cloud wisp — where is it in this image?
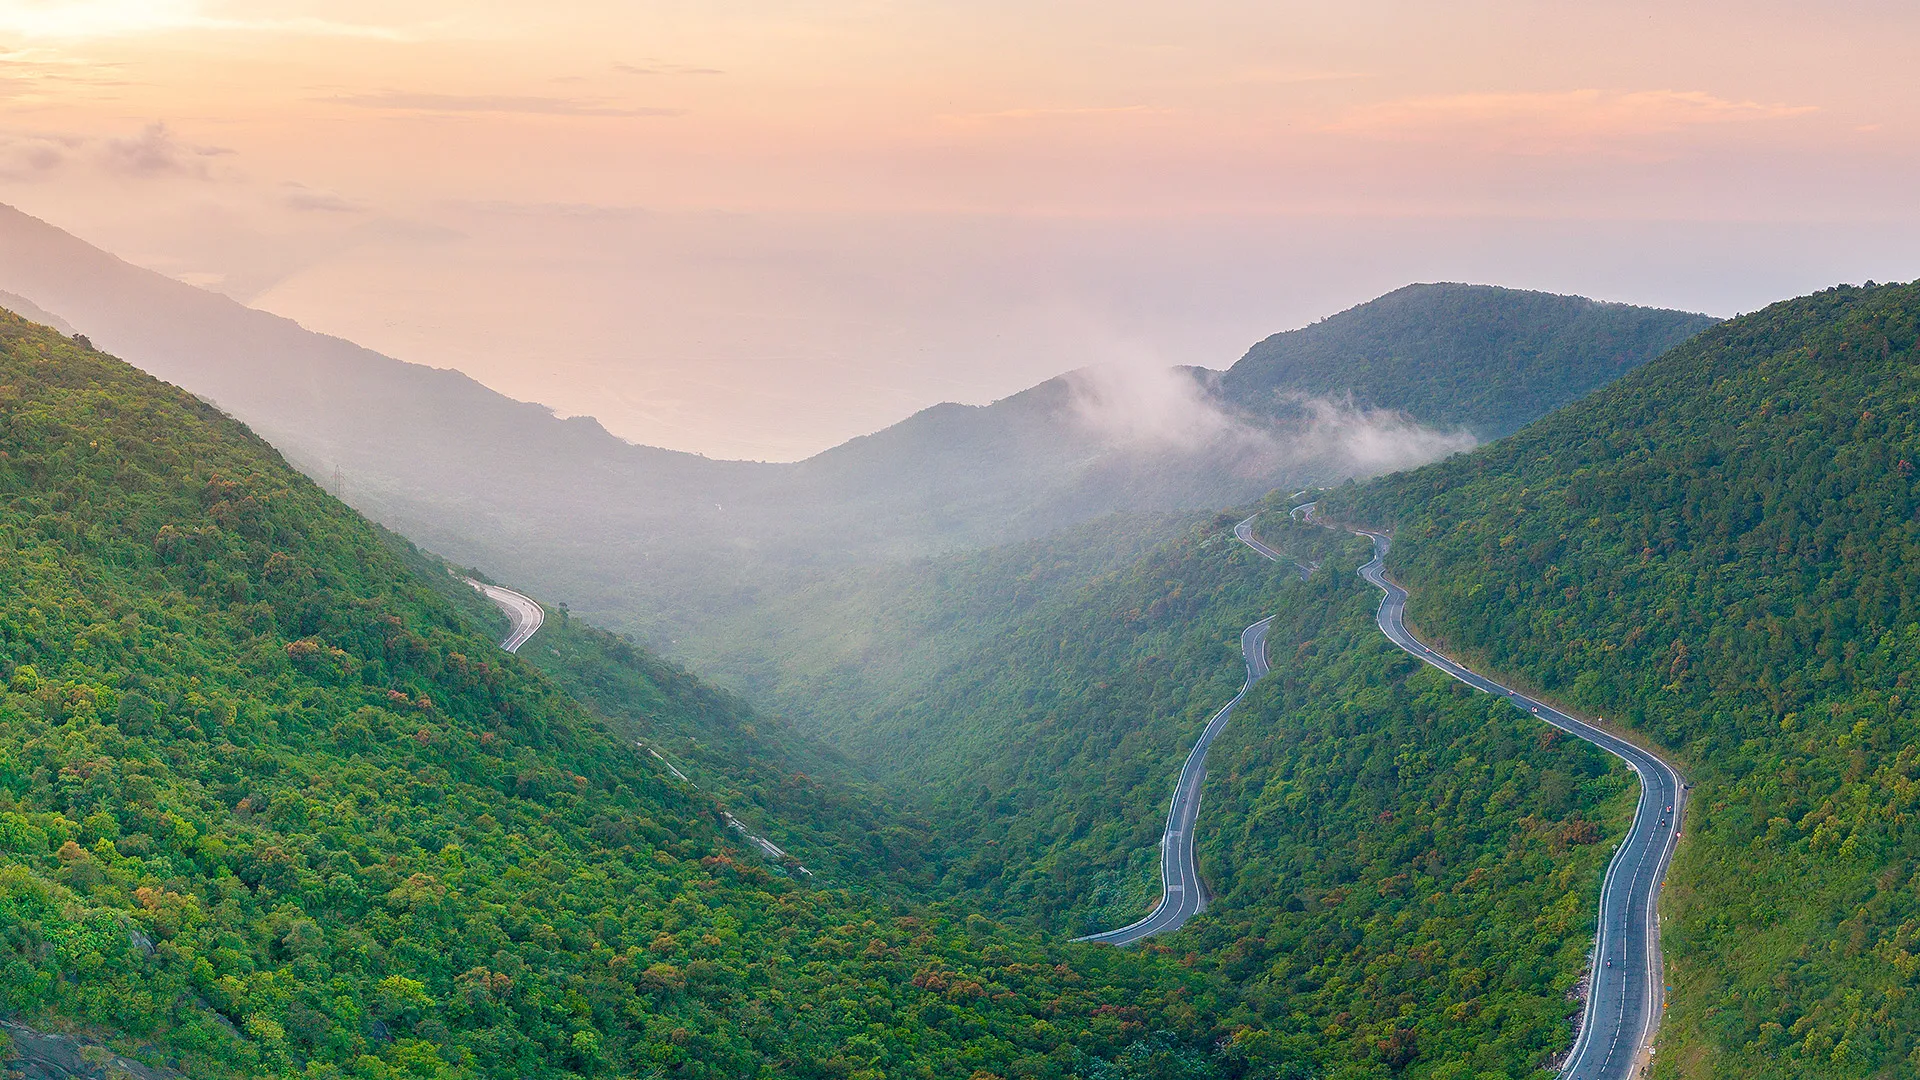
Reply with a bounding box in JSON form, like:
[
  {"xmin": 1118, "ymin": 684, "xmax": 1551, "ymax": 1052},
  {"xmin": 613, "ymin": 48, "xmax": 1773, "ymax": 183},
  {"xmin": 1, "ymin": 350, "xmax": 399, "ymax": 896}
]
[
  {"xmin": 0, "ymin": 121, "xmax": 229, "ymax": 180},
  {"xmin": 1325, "ymin": 88, "xmax": 1819, "ymax": 153},
  {"xmin": 281, "ymin": 183, "xmax": 366, "ymax": 214},
  {"xmin": 1277, "ymin": 393, "xmax": 1479, "ymax": 477},
  {"xmin": 941, "ymin": 104, "xmax": 1174, "ymax": 126},
  {"xmin": 614, "ymin": 61, "xmax": 723, "ymax": 77},
  {"xmin": 0, "ymin": 131, "xmax": 72, "ymax": 177},
  {"xmin": 1062, "ymin": 363, "xmax": 1475, "ymax": 483},
  {"xmin": 102, "ymin": 122, "xmax": 231, "ymax": 177},
  {"xmin": 1063, "ymin": 363, "xmax": 1232, "ymax": 452},
  {"xmin": 327, "ymin": 91, "xmax": 686, "ymax": 118}
]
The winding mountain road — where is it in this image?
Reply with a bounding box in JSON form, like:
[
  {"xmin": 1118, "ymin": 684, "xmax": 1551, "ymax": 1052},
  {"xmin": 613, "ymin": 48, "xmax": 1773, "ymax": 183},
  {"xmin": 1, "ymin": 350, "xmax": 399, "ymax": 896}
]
[
  {"xmin": 1079, "ymin": 507, "xmax": 1685, "ymax": 1076},
  {"xmin": 1355, "ymin": 528, "xmax": 1685, "ymax": 1080},
  {"xmin": 1075, "ymin": 515, "xmax": 1280, "ymax": 945},
  {"xmin": 463, "ymin": 577, "xmax": 545, "ymax": 652}
]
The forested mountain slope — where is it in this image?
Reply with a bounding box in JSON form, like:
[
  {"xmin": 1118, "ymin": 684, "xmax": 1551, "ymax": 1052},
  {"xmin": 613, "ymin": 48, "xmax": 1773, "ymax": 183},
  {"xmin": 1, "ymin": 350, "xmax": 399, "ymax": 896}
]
[
  {"xmin": 381, "ymin": 544, "xmax": 937, "ymax": 888},
  {"xmin": 1189, "ymin": 514, "xmax": 1633, "ymax": 1075},
  {"xmin": 511, "ymin": 609, "xmax": 941, "ymax": 886},
  {"xmin": 673, "ymin": 511, "xmax": 1206, "ymax": 733},
  {"xmin": 1331, "ymin": 281, "xmax": 1920, "ymax": 1077},
  {"xmin": 0, "ymin": 310, "xmax": 1246, "ymax": 1079},
  {"xmin": 1221, "ymin": 283, "xmax": 1716, "ymax": 438},
  {"xmin": 691, "ymin": 487, "xmax": 1638, "ymax": 1077}
]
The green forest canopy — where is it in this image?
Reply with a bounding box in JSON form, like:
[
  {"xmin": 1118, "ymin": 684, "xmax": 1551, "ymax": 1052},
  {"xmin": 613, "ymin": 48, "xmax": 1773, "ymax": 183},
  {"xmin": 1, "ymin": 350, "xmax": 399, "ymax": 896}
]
[
  {"xmin": 0, "ymin": 311, "xmax": 1235, "ymax": 1079},
  {"xmin": 1333, "ymin": 281, "xmax": 1920, "ymax": 1077},
  {"xmin": 0, "ymin": 305, "xmax": 1647, "ymax": 1080}
]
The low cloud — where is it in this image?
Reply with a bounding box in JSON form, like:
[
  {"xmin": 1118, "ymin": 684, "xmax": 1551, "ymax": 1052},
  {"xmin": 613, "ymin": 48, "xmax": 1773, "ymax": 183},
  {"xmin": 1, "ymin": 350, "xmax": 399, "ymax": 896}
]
[
  {"xmin": 281, "ymin": 183, "xmax": 366, "ymax": 213},
  {"xmin": 0, "ymin": 122, "xmax": 226, "ymax": 180},
  {"xmin": 328, "ymin": 91, "xmax": 685, "ymax": 118},
  {"xmin": 615, "ymin": 61, "xmax": 723, "ymax": 76},
  {"xmin": 0, "ymin": 132, "xmax": 73, "ymax": 177},
  {"xmin": 1063, "ymin": 363, "xmax": 1474, "ymax": 483},
  {"xmin": 101, "ymin": 122, "xmax": 231, "ymax": 177},
  {"xmin": 1326, "ymin": 88, "xmax": 1817, "ymax": 152},
  {"xmin": 1278, "ymin": 394, "xmax": 1479, "ymax": 477},
  {"xmin": 1064, "ymin": 363, "xmax": 1233, "ymax": 452}
]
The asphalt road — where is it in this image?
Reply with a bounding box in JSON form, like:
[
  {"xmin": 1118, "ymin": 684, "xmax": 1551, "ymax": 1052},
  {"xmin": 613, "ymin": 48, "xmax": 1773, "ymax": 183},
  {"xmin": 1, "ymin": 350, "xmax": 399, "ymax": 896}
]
[
  {"xmin": 1355, "ymin": 529, "xmax": 1684, "ymax": 1080},
  {"xmin": 463, "ymin": 577, "xmax": 546, "ymax": 652},
  {"xmin": 1080, "ymin": 509, "xmax": 1685, "ymax": 1072},
  {"xmin": 1076, "ymin": 514, "xmax": 1281, "ymax": 946}
]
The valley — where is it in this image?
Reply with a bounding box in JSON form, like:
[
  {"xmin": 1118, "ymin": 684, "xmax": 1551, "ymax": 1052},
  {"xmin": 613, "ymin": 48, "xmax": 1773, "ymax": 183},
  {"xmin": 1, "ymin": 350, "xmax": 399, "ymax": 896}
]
[
  {"xmin": 0, "ymin": 204, "xmax": 1714, "ymax": 648},
  {"xmin": 1, "ymin": 272, "xmax": 1916, "ymax": 1078},
  {"xmin": 0, "ymin": 5, "xmax": 1902, "ymax": 1078}
]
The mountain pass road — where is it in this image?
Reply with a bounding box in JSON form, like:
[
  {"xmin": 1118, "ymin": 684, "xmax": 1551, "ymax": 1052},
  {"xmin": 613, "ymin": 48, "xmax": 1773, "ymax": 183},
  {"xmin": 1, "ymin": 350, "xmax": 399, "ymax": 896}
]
[
  {"xmin": 1078, "ymin": 509, "xmax": 1686, "ymax": 1078},
  {"xmin": 1076, "ymin": 514, "xmax": 1283, "ymax": 946},
  {"xmin": 463, "ymin": 578, "xmax": 546, "ymax": 652},
  {"xmin": 1356, "ymin": 529, "xmax": 1684, "ymax": 1080}
]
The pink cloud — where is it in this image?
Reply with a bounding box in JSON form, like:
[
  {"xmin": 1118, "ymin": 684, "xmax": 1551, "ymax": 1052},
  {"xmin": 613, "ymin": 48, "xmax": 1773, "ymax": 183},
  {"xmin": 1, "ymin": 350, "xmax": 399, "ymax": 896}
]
[{"xmin": 1325, "ymin": 89, "xmax": 1819, "ymax": 153}]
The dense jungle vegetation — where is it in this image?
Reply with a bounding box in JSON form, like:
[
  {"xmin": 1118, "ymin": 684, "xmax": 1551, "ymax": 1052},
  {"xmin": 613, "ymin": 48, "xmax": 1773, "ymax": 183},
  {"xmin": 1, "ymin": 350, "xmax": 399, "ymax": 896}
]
[
  {"xmin": 0, "ymin": 302, "xmax": 1662, "ymax": 1079},
  {"xmin": 1333, "ymin": 281, "xmax": 1920, "ymax": 1077},
  {"xmin": 515, "ymin": 611, "xmax": 941, "ymax": 886},
  {"xmin": 672, "ymin": 509, "xmax": 1205, "ymax": 749},
  {"xmin": 853, "ymin": 513, "xmax": 1309, "ymax": 932},
  {"xmin": 0, "ymin": 312, "xmax": 1247, "ymax": 1079}
]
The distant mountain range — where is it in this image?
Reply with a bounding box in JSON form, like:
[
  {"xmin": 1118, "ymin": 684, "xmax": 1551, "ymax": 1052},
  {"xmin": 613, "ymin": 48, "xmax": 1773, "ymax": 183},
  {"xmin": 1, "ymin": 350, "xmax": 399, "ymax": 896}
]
[{"xmin": 0, "ymin": 203, "xmax": 1714, "ymax": 643}]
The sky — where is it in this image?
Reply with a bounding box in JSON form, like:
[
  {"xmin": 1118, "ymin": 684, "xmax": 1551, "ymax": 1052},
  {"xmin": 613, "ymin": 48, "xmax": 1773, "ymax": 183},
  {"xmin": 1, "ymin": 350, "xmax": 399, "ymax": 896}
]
[{"xmin": 0, "ymin": 0, "xmax": 1915, "ymax": 459}]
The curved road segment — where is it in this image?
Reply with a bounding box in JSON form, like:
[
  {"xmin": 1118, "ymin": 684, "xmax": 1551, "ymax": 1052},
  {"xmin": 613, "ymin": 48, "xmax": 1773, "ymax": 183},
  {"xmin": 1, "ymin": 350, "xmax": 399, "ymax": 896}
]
[
  {"xmin": 463, "ymin": 578, "xmax": 546, "ymax": 652},
  {"xmin": 1356, "ymin": 529, "xmax": 1685, "ymax": 1080},
  {"xmin": 1079, "ymin": 509, "xmax": 1685, "ymax": 1077},
  {"xmin": 1076, "ymin": 515, "xmax": 1280, "ymax": 945}
]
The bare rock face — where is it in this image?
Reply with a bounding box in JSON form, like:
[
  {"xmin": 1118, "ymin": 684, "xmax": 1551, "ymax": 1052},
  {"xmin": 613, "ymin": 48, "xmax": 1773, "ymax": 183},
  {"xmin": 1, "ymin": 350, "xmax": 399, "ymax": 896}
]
[{"xmin": 0, "ymin": 1022, "xmax": 181, "ymax": 1080}]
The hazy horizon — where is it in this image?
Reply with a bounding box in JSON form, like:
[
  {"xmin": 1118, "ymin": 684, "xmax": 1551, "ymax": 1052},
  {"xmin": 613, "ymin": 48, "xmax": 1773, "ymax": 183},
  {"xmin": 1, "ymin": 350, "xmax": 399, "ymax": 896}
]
[{"xmin": 1, "ymin": 1, "xmax": 1915, "ymax": 459}]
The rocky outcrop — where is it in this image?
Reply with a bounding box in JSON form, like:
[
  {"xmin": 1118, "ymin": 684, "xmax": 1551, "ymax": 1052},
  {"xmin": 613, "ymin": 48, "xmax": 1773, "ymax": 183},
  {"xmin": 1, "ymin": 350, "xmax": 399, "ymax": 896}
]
[{"xmin": 0, "ymin": 1021, "xmax": 181, "ymax": 1080}]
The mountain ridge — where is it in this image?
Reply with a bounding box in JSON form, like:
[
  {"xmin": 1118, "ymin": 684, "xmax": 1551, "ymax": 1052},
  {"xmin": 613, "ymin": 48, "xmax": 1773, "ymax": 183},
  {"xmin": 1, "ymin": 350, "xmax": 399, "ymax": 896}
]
[
  {"xmin": 0, "ymin": 202, "xmax": 1714, "ymax": 647},
  {"xmin": 1222, "ymin": 280, "xmax": 1718, "ymax": 438}
]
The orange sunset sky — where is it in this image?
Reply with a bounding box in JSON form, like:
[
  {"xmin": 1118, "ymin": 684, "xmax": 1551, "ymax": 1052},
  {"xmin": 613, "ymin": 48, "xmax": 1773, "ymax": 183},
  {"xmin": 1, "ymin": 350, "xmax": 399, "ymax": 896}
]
[{"xmin": 0, "ymin": 0, "xmax": 1914, "ymax": 459}]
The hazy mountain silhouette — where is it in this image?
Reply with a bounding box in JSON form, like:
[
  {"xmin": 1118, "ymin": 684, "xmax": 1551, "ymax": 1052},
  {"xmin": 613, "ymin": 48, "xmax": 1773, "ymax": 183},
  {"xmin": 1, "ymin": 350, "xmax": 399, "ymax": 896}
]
[
  {"xmin": 0, "ymin": 203, "xmax": 1712, "ymax": 642},
  {"xmin": 1222, "ymin": 281, "xmax": 1719, "ymax": 437}
]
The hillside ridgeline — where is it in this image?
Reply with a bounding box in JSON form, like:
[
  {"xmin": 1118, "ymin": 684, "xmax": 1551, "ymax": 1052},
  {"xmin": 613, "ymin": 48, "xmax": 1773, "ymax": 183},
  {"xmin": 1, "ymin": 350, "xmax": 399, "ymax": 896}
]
[
  {"xmin": 1223, "ymin": 282, "xmax": 1716, "ymax": 439},
  {"xmin": 1332, "ymin": 280, "xmax": 1920, "ymax": 1076}
]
